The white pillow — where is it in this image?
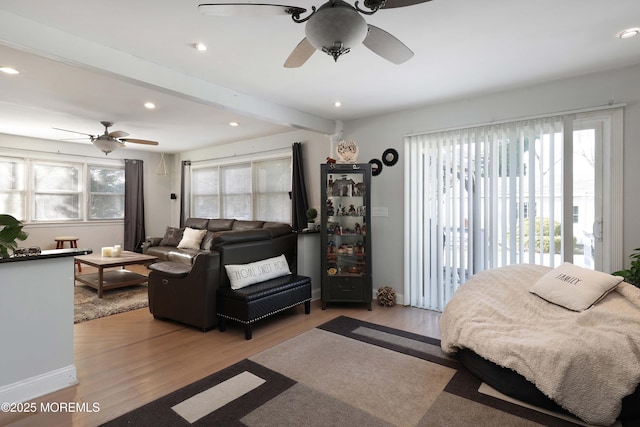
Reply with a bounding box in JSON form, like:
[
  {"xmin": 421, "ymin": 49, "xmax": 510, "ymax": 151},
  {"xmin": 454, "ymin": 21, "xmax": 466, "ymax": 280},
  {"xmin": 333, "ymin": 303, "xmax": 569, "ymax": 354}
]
[
  {"xmin": 225, "ymin": 254, "xmax": 291, "ymax": 290},
  {"xmin": 529, "ymin": 262, "xmax": 623, "ymax": 311},
  {"xmin": 177, "ymin": 227, "xmax": 207, "ymax": 250}
]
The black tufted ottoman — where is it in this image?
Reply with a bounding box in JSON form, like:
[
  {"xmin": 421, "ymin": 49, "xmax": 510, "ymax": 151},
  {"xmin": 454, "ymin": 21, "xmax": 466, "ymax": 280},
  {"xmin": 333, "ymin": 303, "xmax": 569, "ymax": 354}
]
[{"xmin": 217, "ymin": 274, "xmax": 312, "ymax": 339}]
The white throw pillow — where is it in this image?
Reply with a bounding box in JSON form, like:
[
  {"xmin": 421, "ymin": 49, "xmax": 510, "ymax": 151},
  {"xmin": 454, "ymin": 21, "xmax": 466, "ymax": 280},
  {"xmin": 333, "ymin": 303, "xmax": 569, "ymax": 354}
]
[
  {"xmin": 225, "ymin": 254, "xmax": 291, "ymax": 290},
  {"xmin": 529, "ymin": 262, "xmax": 623, "ymax": 311},
  {"xmin": 177, "ymin": 227, "xmax": 207, "ymax": 250}
]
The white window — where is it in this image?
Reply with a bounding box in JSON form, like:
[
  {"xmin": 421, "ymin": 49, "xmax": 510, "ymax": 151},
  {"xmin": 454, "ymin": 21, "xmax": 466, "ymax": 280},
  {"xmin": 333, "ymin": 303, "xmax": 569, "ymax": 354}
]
[
  {"xmin": 88, "ymin": 165, "xmax": 125, "ymax": 220},
  {"xmin": 222, "ymin": 163, "xmax": 252, "ymax": 220},
  {"xmin": 0, "ymin": 157, "xmax": 25, "ymax": 220},
  {"xmin": 0, "ymin": 156, "xmax": 124, "ymax": 223},
  {"xmin": 33, "ymin": 162, "xmax": 82, "ymax": 221},
  {"xmin": 192, "ymin": 168, "xmax": 219, "ymax": 218},
  {"xmin": 255, "ymin": 157, "xmax": 292, "ymax": 222},
  {"xmin": 191, "ymin": 154, "xmax": 292, "ymax": 223}
]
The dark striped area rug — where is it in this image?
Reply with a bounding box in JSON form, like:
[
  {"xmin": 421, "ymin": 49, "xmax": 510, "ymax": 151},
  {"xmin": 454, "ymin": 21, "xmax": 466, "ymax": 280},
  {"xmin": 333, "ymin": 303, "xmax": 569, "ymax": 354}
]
[{"xmin": 101, "ymin": 316, "xmax": 586, "ymax": 426}]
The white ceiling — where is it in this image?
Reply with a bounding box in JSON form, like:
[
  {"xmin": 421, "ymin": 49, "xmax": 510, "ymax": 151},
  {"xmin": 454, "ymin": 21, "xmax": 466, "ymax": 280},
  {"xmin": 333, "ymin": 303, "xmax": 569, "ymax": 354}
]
[{"xmin": 0, "ymin": 0, "xmax": 639, "ymax": 154}]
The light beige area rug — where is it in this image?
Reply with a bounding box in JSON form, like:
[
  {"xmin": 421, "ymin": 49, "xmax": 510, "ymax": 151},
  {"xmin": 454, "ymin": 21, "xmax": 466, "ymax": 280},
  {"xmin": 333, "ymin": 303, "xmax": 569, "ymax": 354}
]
[{"xmin": 101, "ymin": 316, "xmax": 590, "ymax": 427}]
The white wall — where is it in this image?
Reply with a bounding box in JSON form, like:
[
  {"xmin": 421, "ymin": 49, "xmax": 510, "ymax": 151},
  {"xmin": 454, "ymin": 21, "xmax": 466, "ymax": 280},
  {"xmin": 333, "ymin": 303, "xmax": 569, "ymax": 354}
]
[
  {"xmin": 0, "ymin": 133, "xmax": 173, "ymax": 251},
  {"xmin": 342, "ymin": 63, "xmax": 640, "ymax": 301}
]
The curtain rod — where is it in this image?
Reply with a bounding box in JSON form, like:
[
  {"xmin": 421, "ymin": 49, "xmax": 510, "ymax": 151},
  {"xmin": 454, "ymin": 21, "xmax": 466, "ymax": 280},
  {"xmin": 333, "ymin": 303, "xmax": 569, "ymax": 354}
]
[
  {"xmin": 187, "ymin": 145, "xmax": 292, "ymax": 164},
  {"xmin": 404, "ymin": 103, "xmax": 626, "ymax": 138},
  {"xmin": 0, "ymin": 145, "xmax": 126, "ymax": 163}
]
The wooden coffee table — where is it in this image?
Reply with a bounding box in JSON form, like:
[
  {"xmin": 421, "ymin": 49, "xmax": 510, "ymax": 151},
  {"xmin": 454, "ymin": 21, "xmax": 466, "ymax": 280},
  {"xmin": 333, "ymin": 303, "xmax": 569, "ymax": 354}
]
[{"xmin": 75, "ymin": 251, "xmax": 158, "ymax": 298}]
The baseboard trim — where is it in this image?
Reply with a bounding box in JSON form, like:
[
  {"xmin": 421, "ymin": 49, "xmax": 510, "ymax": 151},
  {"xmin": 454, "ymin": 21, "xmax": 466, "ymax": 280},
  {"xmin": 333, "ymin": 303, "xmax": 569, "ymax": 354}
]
[{"xmin": 0, "ymin": 365, "xmax": 78, "ymax": 403}]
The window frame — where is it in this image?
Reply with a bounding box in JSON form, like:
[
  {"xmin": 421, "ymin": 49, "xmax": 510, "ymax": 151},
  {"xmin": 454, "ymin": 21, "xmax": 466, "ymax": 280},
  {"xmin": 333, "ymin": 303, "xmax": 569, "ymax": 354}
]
[
  {"xmin": 0, "ymin": 154, "xmax": 125, "ymax": 224},
  {"xmin": 87, "ymin": 164, "xmax": 126, "ymax": 221},
  {"xmin": 190, "ymin": 150, "xmax": 292, "ymax": 223},
  {"xmin": 31, "ymin": 160, "xmax": 83, "ymax": 222},
  {"xmin": 0, "ymin": 156, "xmax": 26, "ymax": 220}
]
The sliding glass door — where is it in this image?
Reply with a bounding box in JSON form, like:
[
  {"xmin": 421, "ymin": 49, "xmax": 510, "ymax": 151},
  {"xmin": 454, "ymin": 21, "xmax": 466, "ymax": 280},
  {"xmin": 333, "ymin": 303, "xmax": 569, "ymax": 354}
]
[{"xmin": 404, "ymin": 108, "xmax": 623, "ymax": 311}]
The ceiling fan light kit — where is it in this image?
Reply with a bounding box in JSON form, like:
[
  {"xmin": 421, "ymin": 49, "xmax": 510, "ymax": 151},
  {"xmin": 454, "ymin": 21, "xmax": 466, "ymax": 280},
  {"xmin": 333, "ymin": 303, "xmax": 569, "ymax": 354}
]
[
  {"xmin": 92, "ymin": 138, "xmax": 123, "ymax": 155},
  {"xmin": 304, "ymin": 1, "xmax": 368, "ymax": 62},
  {"xmin": 199, "ymin": 0, "xmax": 430, "ymax": 67},
  {"xmin": 54, "ymin": 121, "xmax": 159, "ymax": 155}
]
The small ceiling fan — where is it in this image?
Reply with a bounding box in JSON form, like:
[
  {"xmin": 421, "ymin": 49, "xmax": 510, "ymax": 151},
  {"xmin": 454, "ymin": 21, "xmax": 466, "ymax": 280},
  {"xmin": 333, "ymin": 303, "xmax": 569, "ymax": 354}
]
[
  {"xmin": 54, "ymin": 121, "xmax": 159, "ymax": 155},
  {"xmin": 198, "ymin": 0, "xmax": 432, "ymax": 67}
]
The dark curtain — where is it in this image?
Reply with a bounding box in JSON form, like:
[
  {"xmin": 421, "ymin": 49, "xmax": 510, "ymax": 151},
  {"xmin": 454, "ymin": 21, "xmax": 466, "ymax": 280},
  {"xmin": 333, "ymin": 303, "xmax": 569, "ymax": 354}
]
[
  {"xmin": 124, "ymin": 159, "xmax": 145, "ymax": 252},
  {"xmin": 291, "ymin": 142, "xmax": 309, "ymax": 231},
  {"xmin": 180, "ymin": 160, "xmax": 191, "ymax": 227}
]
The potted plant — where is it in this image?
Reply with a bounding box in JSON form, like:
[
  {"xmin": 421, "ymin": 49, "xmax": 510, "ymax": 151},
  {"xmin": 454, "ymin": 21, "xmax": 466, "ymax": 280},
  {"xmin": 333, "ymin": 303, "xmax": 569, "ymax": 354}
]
[
  {"xmin": 612, "ymin": 247, "xmax": 640, "ymax": 288},
  {"xmin": 306, "ymin": 207, "xmax": 318, "ymax": 230},
  {"xmin": 0, "ymin": 214, "xmax": 28, "ymax": 258}
]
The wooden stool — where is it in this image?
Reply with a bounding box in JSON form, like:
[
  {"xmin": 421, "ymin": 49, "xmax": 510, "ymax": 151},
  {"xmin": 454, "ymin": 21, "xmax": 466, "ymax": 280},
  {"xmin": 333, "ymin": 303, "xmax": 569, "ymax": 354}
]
[{"xmin": 54, "ymin": 236, "xmax": 82, "ymax": 271}]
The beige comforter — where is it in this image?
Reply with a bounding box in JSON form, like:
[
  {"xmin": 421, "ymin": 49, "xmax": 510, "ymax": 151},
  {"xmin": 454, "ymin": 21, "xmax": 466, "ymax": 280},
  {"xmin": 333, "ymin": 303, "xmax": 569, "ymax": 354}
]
[{"xmin": 440, "ymin": 263, "xmax": 640, "ymax": 426}]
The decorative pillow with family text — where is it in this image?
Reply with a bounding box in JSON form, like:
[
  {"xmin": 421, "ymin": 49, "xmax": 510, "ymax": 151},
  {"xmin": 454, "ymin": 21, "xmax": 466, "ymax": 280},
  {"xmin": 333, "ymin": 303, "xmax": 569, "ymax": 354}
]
[{"xmin": 529, "ymin": 262, "xmax": 623, "ymax": 311}]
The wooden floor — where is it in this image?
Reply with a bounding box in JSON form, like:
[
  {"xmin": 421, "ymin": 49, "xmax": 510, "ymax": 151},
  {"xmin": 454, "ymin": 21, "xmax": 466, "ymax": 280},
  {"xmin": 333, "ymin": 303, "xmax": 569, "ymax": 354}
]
[{"xmin": 2, "ymin": 269, "xmax": 441, "ymax": 427}]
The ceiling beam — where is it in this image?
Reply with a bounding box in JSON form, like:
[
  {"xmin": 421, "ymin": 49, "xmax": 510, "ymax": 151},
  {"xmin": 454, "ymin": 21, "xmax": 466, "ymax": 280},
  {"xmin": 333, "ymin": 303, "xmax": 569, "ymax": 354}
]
[{"xmin": 0, "ymin": 10, "xmax": 335, "ymax": 135}]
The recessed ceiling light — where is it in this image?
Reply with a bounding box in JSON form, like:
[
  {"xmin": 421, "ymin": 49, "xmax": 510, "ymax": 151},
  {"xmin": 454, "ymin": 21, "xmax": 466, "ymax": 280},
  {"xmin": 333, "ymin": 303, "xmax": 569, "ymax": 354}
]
[
  {"xmin": 194, "ymin": 42, "xmax": 208, "ymax": 51},
  {"xmin": 618, "ymin": 28, "xmax": 640, "ymax": 39},
  {"xmin": 333, "ymin": 101, "xmax": 342, "ymax": 108},
  {"xmin": 144, "ymin": 102, "xmax": 156, "ymax": 109},
  {"xmin": 229, "ymin": 121, "xmax": 239, "ymax": 127},
  {"xmin": 0, "ymin": 66, "xmax": 19, "ymax": 75}
]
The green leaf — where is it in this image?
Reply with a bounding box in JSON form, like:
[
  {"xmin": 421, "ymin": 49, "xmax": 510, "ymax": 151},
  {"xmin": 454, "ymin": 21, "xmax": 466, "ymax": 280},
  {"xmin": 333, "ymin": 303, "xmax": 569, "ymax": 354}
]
[{"xmin": 0, "ymin": 214, "xmax": 28, "ymax": 258}]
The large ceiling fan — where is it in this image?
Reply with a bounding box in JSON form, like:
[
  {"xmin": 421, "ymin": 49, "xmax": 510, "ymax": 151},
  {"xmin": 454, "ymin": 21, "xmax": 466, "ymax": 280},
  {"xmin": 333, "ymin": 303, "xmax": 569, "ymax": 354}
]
[
  {"xmin": 54, "ymin": 121, "xmax": 159, "ymax": 155},
  {"xmin": 198, "ymin": 0, "xmax": 432, "ymax": 67}
]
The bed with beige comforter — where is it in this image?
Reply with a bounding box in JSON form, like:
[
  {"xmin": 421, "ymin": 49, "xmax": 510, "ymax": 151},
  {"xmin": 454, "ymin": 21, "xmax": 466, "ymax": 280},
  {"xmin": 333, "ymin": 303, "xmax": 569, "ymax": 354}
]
[{"xmin": 440, "ymin": 263, "xmax": 640, "ymax": 426}]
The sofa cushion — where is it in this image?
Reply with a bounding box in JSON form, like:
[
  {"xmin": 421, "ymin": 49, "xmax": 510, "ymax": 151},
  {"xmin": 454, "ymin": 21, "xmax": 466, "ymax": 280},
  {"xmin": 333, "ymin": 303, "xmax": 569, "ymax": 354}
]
[
  {"xmin": 201, "ymin": 231, "xmax": 215, "ymax": 251},
  {"xmin": 184, "ymin": 218, "xmax": 210, "ymax": 230},
  {"xmin": 263, "ymin": 222, "xmax": 293, "ymax": 238},
  {"xmin": 225, "ymin": 254, "xmax": 291, "ymax": 290},
  {"xmin": 145, "ymin": 246, "xmax": 175, "ymax": 260},
  {"xmin": 159, "ymin": 226, "xmax": 183, "ymax": 246},
  {"xmin": 178, "ymin": 227, "xmax": 207, "ymax": 250},
  {"xmin": 233, "ymin": 220, "xmax": 265, "ymax": 230},
  {"xmin": 207, "ymin": 218, "xmax": 235, "ymax": 231},
  {"xmin": 212, "ymin": 229, "xmax": 271, "ymax": 247}
]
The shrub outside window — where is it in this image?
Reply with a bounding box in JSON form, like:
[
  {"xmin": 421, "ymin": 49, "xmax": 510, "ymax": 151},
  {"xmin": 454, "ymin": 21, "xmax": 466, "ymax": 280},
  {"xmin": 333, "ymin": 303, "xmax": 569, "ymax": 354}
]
[
  {"xmin": 89, "ymin": 166, "xmax": 125, "ymax": 220},
  {"xmin": 0, "ymin": 157, "xmax": 25, "ymax": 220},
  {"xmin": 33, "ymin": 162, "xmax": 82, "ymax": 221}
]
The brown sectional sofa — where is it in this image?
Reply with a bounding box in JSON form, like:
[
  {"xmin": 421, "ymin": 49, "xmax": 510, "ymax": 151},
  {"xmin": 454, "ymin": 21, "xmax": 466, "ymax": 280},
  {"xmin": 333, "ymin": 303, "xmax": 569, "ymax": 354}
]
[{"xmin": 143, "ymin": 218, "xmax": 301, "ymax": 332}]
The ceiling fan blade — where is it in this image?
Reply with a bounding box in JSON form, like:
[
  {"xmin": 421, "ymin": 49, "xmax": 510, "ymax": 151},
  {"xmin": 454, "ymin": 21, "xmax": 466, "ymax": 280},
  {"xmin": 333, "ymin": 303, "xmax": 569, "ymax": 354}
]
[
  {"xmin": 378, "ymin": 0, "xmax": 432, "ymax": 9},
  {"xmin": 363, "ymin": 25, "xmax": 414, "ymax": 64},
  {"xmin": 52, "ymin": 127, "xmax": 95, "ymax": 138},
  {"xmin": 198, "ymin": 3, "xmax": 305, "ymax": 16},
  {"xmin": 284, "ymin": 38, "xmax": 316, "ymax": 68},
  {"xmin": 109, "ymin": 130, "xmax": 129, "ymax": 138},
  {"xmin": 120, "ymin": 138, "xmax": 159, "ymax": 146}
]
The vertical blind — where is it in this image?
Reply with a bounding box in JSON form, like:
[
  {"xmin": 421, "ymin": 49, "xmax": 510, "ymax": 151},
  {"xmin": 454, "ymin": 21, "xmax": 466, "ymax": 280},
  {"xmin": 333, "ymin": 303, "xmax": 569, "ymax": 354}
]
[{"xmin": 404, "ymin": 117, "xmax": 564, "ymax": 311}]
